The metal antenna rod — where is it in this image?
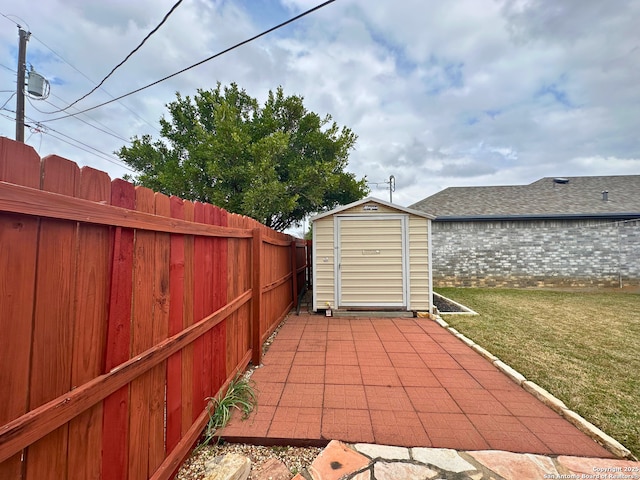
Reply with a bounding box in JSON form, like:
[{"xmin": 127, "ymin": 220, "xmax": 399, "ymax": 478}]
[{"xmin": 389, "ymin": 175, "xmax": 395, "ymax": 203}]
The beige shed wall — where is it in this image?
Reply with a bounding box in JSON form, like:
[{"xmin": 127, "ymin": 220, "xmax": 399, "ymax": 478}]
[
  {"xmin": 313, "ymin": 199, "xmax": 432, "ymax": 311},
  {"xmin": 409, "ymin": 216, "xmax": 430, "ymax": 310},
  {"xmin": 340, "ymin": 202, "xmax": 400, "ymax": 215},
  {"xmin": 314, "ymin": 216, "xmax": 335, "ymax": 309},
  {"xmin": 338, "ymin": 217, "xmax": 404, "ymax": 306}
]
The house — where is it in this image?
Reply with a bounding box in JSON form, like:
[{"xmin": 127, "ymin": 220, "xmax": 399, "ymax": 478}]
[
  {"xmin": 410, "ymin": 175, "xmax": 640, "ymax": 288},
  {"xmin": 311, "ymin": 197, "xmax": 435, "ymax": 313}
]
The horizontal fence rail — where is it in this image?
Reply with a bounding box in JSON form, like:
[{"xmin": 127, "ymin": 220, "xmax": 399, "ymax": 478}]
[{"xmin": 0, "ymin": 137, "xmax": 309, "ymax": 480}]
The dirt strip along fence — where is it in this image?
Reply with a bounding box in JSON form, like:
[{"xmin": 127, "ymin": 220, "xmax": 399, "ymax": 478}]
[{"xmin": 0, "ymin": 137, "xmax": 309, "ymax": 480}]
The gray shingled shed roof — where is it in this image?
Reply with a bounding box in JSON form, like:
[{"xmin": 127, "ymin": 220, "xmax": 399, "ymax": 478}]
[{"xmin": 410, "ymin": 175, "xmax": 640, "ymax": 219}]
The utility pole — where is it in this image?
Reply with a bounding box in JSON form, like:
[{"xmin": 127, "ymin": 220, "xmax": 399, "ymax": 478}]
[
  {"xmin": 365, "ymin": 174, "xmax": 396, "ymax": 202},
  {"xmin": 16, "ymin": 28, "xmax": 30, "ymax": 143}
]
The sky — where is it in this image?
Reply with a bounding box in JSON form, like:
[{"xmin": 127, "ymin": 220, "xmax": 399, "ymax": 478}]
[{"xmin": 1, "ymin": 0, "xmax": 639, "ymax": 216}]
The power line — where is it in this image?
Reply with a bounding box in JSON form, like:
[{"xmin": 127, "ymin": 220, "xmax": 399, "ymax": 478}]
[
  {"xmin": 27, "ymin": 96, "xmax": 131, "ymax": 143},
  {"xmin": 26, "ymin": 124, "xmax": 44, "ymax": 153},
  {"xmin": 39, "ymin": 0, "xmax": 337, "ymax": 123},
  {"xmin": 50, "ymin": 93, "xmax": 131, "ymax": 142},
  {"xmin": 2, "ymin": 28, "xmax": 132, "ymax": 147},
  {"xmin": 24, "ymin": 115, "xmax": 134, "ymax": 170},
  {"xmin": 25, "ymin": 115, "xmax": 133, "ymax": 168},
  {"xmin": 46, "ymin": 0, "xmax": 184, "ymax": 113},
  {"xmin": 1, "ymin": 92, "xmax": 16, "ymax": 110},
  {"xmin": 0, "ymin": 27, "xmax": 158, "ymax": 133},
  {"xmin": 0, "ymin": 108, "xmax": 134, "ymax": 171},
  {"xmin": 28, "ymin": 34, "xmax": 161, "ymax": 132},
  {"xmin": 41, "ymin": 129, "xmax": 134, "ymax": 171},
  {"xmin": 0, "ymin": 12, "xmax": 30, "ymax": 31},
  {"xmin": 43, "ymin": 129, "xmax": 134, "ymax": 171},
  {"xmin": 4, "ymin": 54, "xmax": 132, "ymax": 144}
]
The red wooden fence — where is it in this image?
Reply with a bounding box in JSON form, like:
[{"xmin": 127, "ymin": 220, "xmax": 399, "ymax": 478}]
[{"xmin": 0, "ymin": 137, "xmax": 308, "ymax": 480}]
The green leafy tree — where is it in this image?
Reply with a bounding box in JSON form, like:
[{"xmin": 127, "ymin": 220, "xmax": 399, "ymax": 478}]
[{"xmin": 118, "ymin": 83, "xmax": 368, "ymax": 231}]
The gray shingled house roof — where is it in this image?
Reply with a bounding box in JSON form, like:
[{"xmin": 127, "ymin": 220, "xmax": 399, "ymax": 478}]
[{"xmin": 410, "ymin": 175, "xmax": 640, "ymax": 220}]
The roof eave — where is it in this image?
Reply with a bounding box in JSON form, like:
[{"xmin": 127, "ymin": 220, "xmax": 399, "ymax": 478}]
[
  {"xmin": 311, "ymin": 196, "xmax": 436, "ymax": 222},
  {"xmin": 434, "ymin": 213, "xmax": 640, "ymax": 222}
]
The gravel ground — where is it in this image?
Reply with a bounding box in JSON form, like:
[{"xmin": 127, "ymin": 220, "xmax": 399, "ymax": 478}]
[
  {"xmin": 433, "ymin": 292, "xmax": 467, "ymax": 312},
  {"xmin": 175, "ymin": 443, "xmax": 322, "ymax": 480},
  {"xmin": 175, "ymin": 315, "xmax": 322, "ymax": 479}
]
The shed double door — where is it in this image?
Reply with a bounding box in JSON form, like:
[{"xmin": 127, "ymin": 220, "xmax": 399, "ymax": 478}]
[{"xmin": 336, "ymin": 216, "xmax": 408, "ymax": 308}]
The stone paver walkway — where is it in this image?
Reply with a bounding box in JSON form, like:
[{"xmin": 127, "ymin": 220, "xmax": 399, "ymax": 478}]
[
  {"xmin": 219, "ymin": 314, "xmax": 615, "ymax": 458},
  {"xmin": 293, "ymin": 440, "xmax": 640, "ymax": 480}
]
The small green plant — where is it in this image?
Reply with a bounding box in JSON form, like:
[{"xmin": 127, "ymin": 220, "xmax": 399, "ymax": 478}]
[
  {"xmin": 270, "ymin": 445, "xmax": 290, "ymax": 455},
  {"xmin": 197, "ymin": 374, "xmax": 257, "ymax": 450}
]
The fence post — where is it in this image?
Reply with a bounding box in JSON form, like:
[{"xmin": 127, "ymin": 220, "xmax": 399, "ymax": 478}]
[
  {"xmin": 251, "ymin": 228, "xmax": 262, "ymax": 365},
  {"xmin": 291, "ymin": 240, "xmax": 298, "ymax": 309},
  {"xmin": 306, "ymin": 239, "xmax": 312, "ymax": 288}
]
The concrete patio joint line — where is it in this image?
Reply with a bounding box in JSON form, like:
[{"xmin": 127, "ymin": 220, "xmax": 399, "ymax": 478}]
[{"xmin": 433, "ymin": 314, "xmax": 635, "ymax": 460}]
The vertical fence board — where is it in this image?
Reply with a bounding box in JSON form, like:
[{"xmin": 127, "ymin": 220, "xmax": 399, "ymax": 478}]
[
  {"xmin": 181, "ymin": 201, "xmax": 195, "ymax": 434},
  {"xmin": 222, "ymin": 211, "xmax": 238, "ymax": 375},
  {"xmin": 0, "ymin": 137, "xmax": 41, "ymax": 186},
  {"xmin": 291, "ymin": 241, "xmax": 298, "ymax": 308},
  {"xmin": 212, "ymin": 207, "xmax": 227, "ymax": 391},
  {"xmin": 149, "ymin": 193, "xmax": 171, "ymax": 472},
  {"xmin": 263, "ymin": 242, "xmax": 272, "ymax": 339},
  {"xmin": 26, "ymin": 156, "xmax": 80, "ymax": 480},
  {"xmin": 242, "ymin": 221, "xmax": 252, "ymax": 360},
  {"xmin": 102, "ymin": 179, "xmax": 135, "ymax": 480},
  {"xmin": 244, "ymin": 218, "xmax": 255, "ymax": 363},
  {"xmin": 251, "ymin": 229, "xmax": 262, "ymax": 365},
  {"xmin": 68, "ymin": 167, "xmax": 111, "ymax": 480},
  {"xmin": 202, "ymin": 205, "xmax": 214, "ymax": 401},
  {"xmin": 0, "ymin": 140, "xmax": 41, "ymax": 479},
  {"xmin": 192, "ymin": 203, "xmax": 206, "ymax": 419},
  {"xmin": 259, "ymin": 241, "xmax": 267, "ymax": 342},
  {"xmin": 128, "ymin": 186, "xmax": 156, "ymax": 480},
  {"xmin": 306, "ymin": 239, "xmax": 312, "ymax": 288},
  {"xmin": 226, "ymin": 214, "xmax": 238, "ymax": 373},
  {"xmin": 167, "ymin": 196, "xmax": 185, "ymax": 454},
  {"xmin": 0, "ymin": 137, "xmax": 302, "ymax": 480}
]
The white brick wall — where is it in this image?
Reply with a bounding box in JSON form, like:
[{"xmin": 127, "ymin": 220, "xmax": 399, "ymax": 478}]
[{"xmin": 432, "ymin": 219, "xmax": 640, "ymax": 287}]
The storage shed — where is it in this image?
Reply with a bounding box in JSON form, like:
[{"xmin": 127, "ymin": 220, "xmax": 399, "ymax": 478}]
[{"xmin": 311, "ymin": 197, "xmax": 435, "ymax": 313}]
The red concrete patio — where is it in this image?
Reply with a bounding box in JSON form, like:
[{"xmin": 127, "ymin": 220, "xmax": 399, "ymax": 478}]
[{"xmin": 218, "ymin": 314, "xmax": 614, "ymax": 458}]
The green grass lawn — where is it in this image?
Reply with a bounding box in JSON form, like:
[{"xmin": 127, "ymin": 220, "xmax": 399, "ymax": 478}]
[{"xmin": 437, "ymin": 287, "xmax": 640, "ymax": 459}]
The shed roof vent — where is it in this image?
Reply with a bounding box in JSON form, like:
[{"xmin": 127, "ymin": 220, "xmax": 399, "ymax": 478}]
[
  {"xmin": 602, "ymin": 190, "xmax": 609, "ymax": 201},
  {"xmin": 553, "ymin": 177, "xmax": 569, "ymax": 184}
]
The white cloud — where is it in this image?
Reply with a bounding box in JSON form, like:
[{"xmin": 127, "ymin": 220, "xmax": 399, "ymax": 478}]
[{"xmin": 0, "ymin": 0, "xmax": 638, "ymax": 208}]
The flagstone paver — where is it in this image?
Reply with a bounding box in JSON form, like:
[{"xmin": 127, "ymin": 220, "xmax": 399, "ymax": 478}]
[
  {"xmin": 556, "ymin": 455, "xmax": 640, "ymax": 476},
  {"xmin": 411, "ymin": 447, "xmax": 476, "ymax": 472},
  {"xmin": 469, "ymin": 450, "xmax": 560, "ymax": 479},
  {"xmin": 308, "ymin": 440, "xmax": 369, "ymax": 480},
  {"xmin": 373, "ymin": 461, "xmax": 438, "ymax": 480},
  {"xmin": 353, "ymin": 443, "xmax": 411, "ymax": 460},
  {"xmin": 298, "ymin": 441, "xmax": 640, "ymax": 480}
]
